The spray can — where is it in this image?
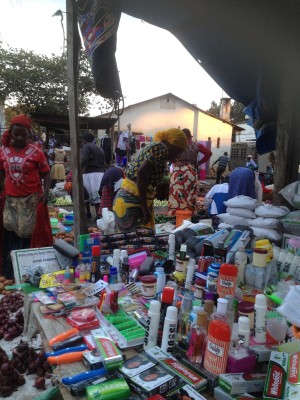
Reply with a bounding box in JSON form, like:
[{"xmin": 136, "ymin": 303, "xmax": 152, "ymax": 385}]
[
  {"xmin": 161, "ymin": 306, "xmax": 178, "ymax": 353},
  {"xmin": 144, "ymin": 300, "xmax": 161, "ymax": 350}
]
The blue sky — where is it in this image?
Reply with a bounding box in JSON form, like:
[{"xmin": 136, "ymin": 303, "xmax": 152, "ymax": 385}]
[{"xmin": 0, "ymin": 0, "xmax": 227, "ymax": 114}]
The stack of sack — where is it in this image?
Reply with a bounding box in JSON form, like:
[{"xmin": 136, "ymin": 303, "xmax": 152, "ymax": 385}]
[
  {"xmin": 218, "ymin": 196, "xmax": 289, "ymax": 243},
  {"xmin": 218, "ymin": 196, "xmax": 259, "ymax": 229},
  {"xmin": 248, "ymin": 204, "xmax": 289, "ymax": 242}
]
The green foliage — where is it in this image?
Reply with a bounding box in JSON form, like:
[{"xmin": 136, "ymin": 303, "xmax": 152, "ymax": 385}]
[
  {"xmin": 206, "ymin": 100, "xmax": 245, "ymax": 123},
  {"xmin": 0, "ymin": 41, "xmax": 113, "ymax": 116}
]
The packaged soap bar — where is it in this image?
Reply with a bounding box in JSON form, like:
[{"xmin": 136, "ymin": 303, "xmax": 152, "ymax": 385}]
[
  {"xmin": 218, "ymin": 372, "xmax": 267, "ymax": 395},
  {"xmin": 91, "ymin": 328, "xmax": 124, "ymax": 371},
  {"xmin": 86, "ymin": 378, "xmax": 130, "ymax": 400},
  {"xmin": 130, "ymin": 365, "xmax": 178, "ymax": 399},
  {"xmin": 214, "ymin": 386, "xmax": 255, "ymax": 400},
  {"xmin": 119, "ymin": 354, "xmax": 156, "ymax": 378}
]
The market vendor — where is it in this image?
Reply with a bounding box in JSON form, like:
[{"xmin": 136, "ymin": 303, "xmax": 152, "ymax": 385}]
[
  {"xmin": 0, "ymin": 115, "xmax": 50, "ymax": 279},
  {"xmin": 113, "ymin": 128, "xmax": 187, "ymax": 231}
]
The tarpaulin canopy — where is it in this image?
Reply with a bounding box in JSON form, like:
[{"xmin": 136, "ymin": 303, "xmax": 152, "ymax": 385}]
[{"xmin": 77, "ymin": 0, "xmax": 300, "ymax": 157}]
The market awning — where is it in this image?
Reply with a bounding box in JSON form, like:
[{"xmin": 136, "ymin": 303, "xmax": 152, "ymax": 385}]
[
  {"xmin": 31, "ymin": 113, "xmax": 117, "ymax": 131},
  {"xmin": 77, "ymin": 0, "xmax": 300, "ymax": 156}
]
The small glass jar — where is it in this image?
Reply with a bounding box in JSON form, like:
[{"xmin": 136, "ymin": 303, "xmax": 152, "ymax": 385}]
[
  {"xmin": 238, "ymin": 301, "xmax": 255, "ymax": 330},
  {"xmin": 140, "ymin": 275, "xmax": 157, "ymax": 299}
]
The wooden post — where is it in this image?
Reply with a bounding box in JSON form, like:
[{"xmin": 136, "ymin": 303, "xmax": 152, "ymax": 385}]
[{"xmin": 66, "ymin": 0, "xmax": 88, "ymax": 244}]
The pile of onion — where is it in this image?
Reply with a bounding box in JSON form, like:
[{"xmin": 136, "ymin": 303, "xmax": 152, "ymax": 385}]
[
  {"xmin": 0, "ymin": 346, "xmax": 25, "ymax": 397},
  {"xmin": 0, "ymin": 292, "xmax": 24, "ymax": 341}
]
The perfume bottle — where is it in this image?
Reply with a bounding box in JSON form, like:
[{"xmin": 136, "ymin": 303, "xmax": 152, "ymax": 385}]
[
  {"xmin": 177, "ymin": 292, "xmax": 193, "ymax": 349},
  {"xmin": 186, "ymin": 310, "xmax": 208, "ymax": 363}
]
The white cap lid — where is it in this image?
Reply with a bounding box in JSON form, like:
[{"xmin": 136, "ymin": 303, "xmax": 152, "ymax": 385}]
[
  {"xmin": 120, "ymin": 249, "xmax": 128, "ymax": 258},
  {"xmin": 149, "ymin": 300, "xmax": 161, "ymax": 314},
  {"xmin": 217, "ymin": 298, "xmax": 228, "ymax": 315},
  {"xmin": 192, "ymin": 306, "xmax": 203, "ymax": 312},
  {"xmin": 238, "ymin": 316, "xmax": 250, "ymax": 331},
  {"xmin": 255, "ymin": 294, "xmax": 267, "ymax": 307},
  {"xmin": 166, "ymin": 306, "xmax": 178, "ymax": 320}
]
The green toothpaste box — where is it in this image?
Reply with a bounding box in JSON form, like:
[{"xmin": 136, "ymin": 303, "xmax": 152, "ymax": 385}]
[
  {"xmin": 91, "ymin": 328, "xmax": 124, "ymax": 371},
  {"xmin": 263, "ymin": 351, "xmax": 289, "ymax": 400},
  {"xmin": 285, "ymin": 352, "xmax": 300, "ymax": 400}
]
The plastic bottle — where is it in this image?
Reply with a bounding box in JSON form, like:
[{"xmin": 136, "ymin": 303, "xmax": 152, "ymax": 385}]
[
  {"xmin": 90, "ymin": 261, "xmax": 96, "ymax": 284},
  {"xmin": 203, "ymin": 316, "xmax": 231, "ymax": 374},
  {"xmin": 168, "ymin": 233, "xmax": 176, "ymax": 261},
  {"xmin": 185, "ymin": 258, "xmax": 196, "ymax": 290},
  {"xmin": 154, "ymin": 267, "xmax": 166, "ymax": 295},
  {"xmin": 203, "ymin": 300, "xmax": 215, "ymax": 326},
  {"xmin": 206, "ymin": 263, "xmax": 221, "ymax": 291},
  {"xmin": 177, "ymin": 293, "xmax": 193, "ymax": 348},
  {"xmin": 186, "ymin": 310, "xmax": 208, "ymax": 363},
  {"xmin": 120, "ymin": 256, "xmax": 130, "ymax": 284},
  {"xmin": 217, "ymin": 263, "xmax": 238, "ymax": 298},
  {"xmin": 157, "ymin": 286, "xmax": 175, "ymax": 345},
  {"xmin": 211, "ymin": 298, "xmax": 229, "ymax": 324},
  {"xmin": 161, "ymin": 306, "xmax": 178, "ymax": 353},
  {"xmin": 109, "ymin": 267, "xmax": 118, "ymax": 284},
  {"xmin": 238, "ymin": 316, "xmax": 250, "ymax": 347},
  {"xmin": 79, "ymin": 262, "xmax": 86, "ymax": 284},
  {"xmin": 144, "ymin": 300, "xmax": 161, "ymax": 350},
  {"xmin": 64, "ymin": 265, "xmax": 71, "ymax": 283},
  {"xmin": 91, "ymin": 245, "xmax": 101, "ymax": 281},
  {"xmin": 114, "ymin": 249, "xmax": 122, "ymax": 283},
  {"xmin": 254, "ymin": 294, "xmax": 267, "ymax": 343},
  {"xmin": 244, "ymin": 263, "xmax": 255, "ymax": 287},
  {"xmin": 235, "ymin": 239, "xmax": 247, "ymax": 286},
  {"xmin": 85, "ymin": 262, "xmax": 91, "ymax": 282},
  {"xmin": 75, "ymin": 256, "xmax": 81, "ymax": 284},
  {"xmin": 225, "ymin": 295, "xmax": 235, "ymax": 329}
]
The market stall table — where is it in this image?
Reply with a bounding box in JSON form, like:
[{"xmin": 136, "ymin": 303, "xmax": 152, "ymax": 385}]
[{"xmin": 23, "ymin": 295, "xmax": 215, "ymax": 399}]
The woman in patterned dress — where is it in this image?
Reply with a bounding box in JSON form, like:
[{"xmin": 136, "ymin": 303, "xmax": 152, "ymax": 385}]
[
  {"xmin": 167, "ymin": 128, "xmax": 212, "ymax": 216},
  {"xmin": 113, "ymin": 128, "xmax": 187, "ymax": 231}
]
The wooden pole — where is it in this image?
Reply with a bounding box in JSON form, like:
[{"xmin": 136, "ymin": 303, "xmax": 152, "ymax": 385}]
[{"xmin": 66, "ymin": 0, "xmax": 88, "ymax": 245}]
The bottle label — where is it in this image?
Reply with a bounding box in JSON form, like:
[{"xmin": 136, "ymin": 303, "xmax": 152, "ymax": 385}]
[
  {"xmin": 219, "ymin": 278, "xmax": 234, "ymax": 288},
  {"xmin": 204, "ymin": 336, "xmax": 229, "ymax": 375}
]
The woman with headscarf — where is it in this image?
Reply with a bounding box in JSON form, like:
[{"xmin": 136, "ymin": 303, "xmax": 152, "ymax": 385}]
[
  {"xmin": 228, "ymin": 167, "xmax": 262, "ymax": 202},
  {"xmin": 113, "ymin": 128, "xmax": 187, "ymax": 231},
  {"xmin": 167, "ymin": 128, "xmax": 212, "ymax": 216},
  {"xmin": 81, "ymin": 132, "xmax": 105, "ymax": 218},
  {"xmin": 0, "ymin": 115, "xmax": 51, "ymax": 278}
]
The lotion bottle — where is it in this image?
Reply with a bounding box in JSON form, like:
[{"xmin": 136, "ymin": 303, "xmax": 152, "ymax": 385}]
[
  {"xmin": 161, "ymin": 306, "xmax": 178, "ymax": 353},
  {"xmin": 144, "ymin": 300, "xmax": 161, "ymax": 350},
  {"xmin": 254, "ymin": 294, "xmax": 267, "ymax": 343}
]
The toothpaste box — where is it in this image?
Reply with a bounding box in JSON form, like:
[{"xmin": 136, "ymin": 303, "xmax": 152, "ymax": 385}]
[
  {"xmin": 91, "ymin": 328, "xmax": 124, "ymax": 371},
  {"xmin": 214, "ymin": 386, "xmax": 255, "ymax": 400},
  {"xmin": 145, "ymin": 346, "xmax": 207, "ymax": 390},
  {"xmin": 166, "ymin": 384, "xmax": 207, "ymax": 399},
  {"xmin": 285, "ymin": 352, "xmax": 300, "ymax": 400},
  {"xmin": 219, "ymin": 372, "xmax": 267, "ymax": 395},
  {"xmin": 263, "ymin": 351, "xmax": 289, "ymax": 400},
  {"xmin": 130, "ymin": 365, "xmax": 178, "ymax": 399},
  {"xmin": 119, "ymin": 353, "xmax": 156, "ymax": 378}
]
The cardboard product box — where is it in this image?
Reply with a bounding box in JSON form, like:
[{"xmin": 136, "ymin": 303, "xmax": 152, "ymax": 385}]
[
  {"xmin": 214, "ymin": 386, "xmax": 256, "ymax": 400},
  {"xmin": 251, "ymin": 344, "xmax": 279, "ymax": 363},
  {"xmin": 166, "ymin": 384, "xmax": 207, "ymax": 399},
  {"xmin": 91, "ymin": 328, "xmax": 124, "ymax": 371},
  {"xmin": 219, "ymin": 372, "xmax": 267, "ymax": 395},
  {"xmin": 145, "ymin": 346, "xmax": 207, "ymax": 391},
  {"xmin": 130, "ymin": 365, "xmax": 178, "ymax": 399},
  {"xmin": 285, "ymin": 352, "xmax": 300, "ymax": 400},
  {"xmin": 119, "ymin": 353, "xmax": 157, "ymax": 378},
  {"xmin": 263, "ymin": 351, "xmax": 289, "ymax": 400}
]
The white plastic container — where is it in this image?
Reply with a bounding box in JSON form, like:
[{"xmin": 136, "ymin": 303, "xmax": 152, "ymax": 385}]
[
  {"xmin": 185, "ymin": 258, "xmax": 196, "ymax": 290},
  {"xmin": 161, "ymin": 306, "xmax": 178, "ymax": 353},
  {"xmin": 144, "ymin": 300, "xmax": 161, "ymax": 350},
  {"xmin": 154, "ymin": 267, "xmax": 166, "ymax": 295},
  {"xmin": 254, "ymin": 294, "xmax": 267, "ymax": 343},
  {"xmin": 235, "ymin": 240, "xmax": 247, "ymax": 286},
  {"xmin": 238, "ymin": 316, "xmax": 250, "ymax": 347}
]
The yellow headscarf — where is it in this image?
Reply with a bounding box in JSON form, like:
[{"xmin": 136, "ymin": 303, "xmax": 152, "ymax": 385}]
[{"xmin": 154, "ymin": 128, "xmax": 187, "ymax": 150}]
